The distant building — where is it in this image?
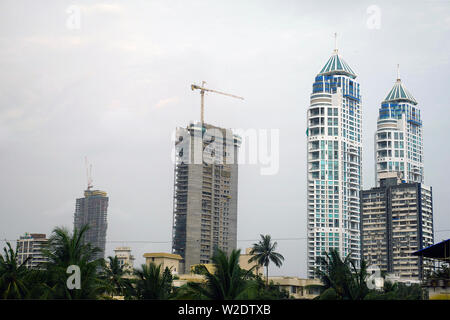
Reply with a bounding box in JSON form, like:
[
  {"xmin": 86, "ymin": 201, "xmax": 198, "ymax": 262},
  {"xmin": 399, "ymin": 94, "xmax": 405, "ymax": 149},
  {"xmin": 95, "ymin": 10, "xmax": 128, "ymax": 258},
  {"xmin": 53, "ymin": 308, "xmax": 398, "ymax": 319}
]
[
  {"xmin": 239, "ymin": 248, "xmax": 263, "ymax": 276},
  {"xmin": 114, "ymin": 247, "xmax": 135, "ymax": 271},
  {"xmin": 16, "ymin": 233, "xmax": 48, "ymax": 269},
  {"xmin": 74, "ymin": 189, "xmax": 109, "ymax": 261},
  {"xmin": 144, "ymin": 249, "xmax": 321, "ymax": 299},
  {"xmin": 143, "ymin": 252, "xmax": 183, "ymax": 274},
  {"xmin": 360, "ymin": 173, "xmax": 433, "ymax": 280},
  {"xmin": 172, "ymin": 122, "xmax": 241, "ymax": 274},
  {"xmin": 269, "ymin": 277, "xmax": 322, "ymax": 299}
]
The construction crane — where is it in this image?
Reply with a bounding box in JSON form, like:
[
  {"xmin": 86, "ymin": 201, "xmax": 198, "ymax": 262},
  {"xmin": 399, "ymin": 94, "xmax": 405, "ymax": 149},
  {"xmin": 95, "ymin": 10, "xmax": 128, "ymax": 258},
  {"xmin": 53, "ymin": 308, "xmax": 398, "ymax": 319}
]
[
  {"xmin": 85, "ymin": 156, "xmax": 93, "ymax": 190},
  {"xmin": 191, "ymin": 81, "xmax": 244, "ymax": 124}
]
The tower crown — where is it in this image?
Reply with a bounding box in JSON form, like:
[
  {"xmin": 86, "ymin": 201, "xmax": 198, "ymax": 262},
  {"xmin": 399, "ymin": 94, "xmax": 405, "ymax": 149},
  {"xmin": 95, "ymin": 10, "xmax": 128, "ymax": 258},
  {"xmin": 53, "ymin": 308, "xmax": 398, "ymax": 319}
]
[
  {"xmin": 318, "ymin": 53, "xmax": 357, "ymax": 78},
  {"xmin": 383, "ymin": 78, "xmax": 417, "ymax": 105}
]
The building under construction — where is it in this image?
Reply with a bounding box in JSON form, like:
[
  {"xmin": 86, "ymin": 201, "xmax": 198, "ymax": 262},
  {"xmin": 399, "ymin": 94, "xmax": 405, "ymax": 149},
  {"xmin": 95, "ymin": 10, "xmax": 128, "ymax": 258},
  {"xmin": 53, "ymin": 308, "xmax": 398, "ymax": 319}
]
[
  {"xmin": 74, "ymin": 189, "xmax": 109, "ymax": 261},
  {"xmin": 172, "ymin": 122, "xmax": 241, "ymax": 273}
]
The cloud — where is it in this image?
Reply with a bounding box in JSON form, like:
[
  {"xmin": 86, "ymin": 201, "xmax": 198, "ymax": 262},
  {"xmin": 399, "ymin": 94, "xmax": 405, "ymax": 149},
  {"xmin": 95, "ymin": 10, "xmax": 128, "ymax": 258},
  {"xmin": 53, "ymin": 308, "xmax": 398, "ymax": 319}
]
[
  {"xmin": 155, "ymin": 97, "xmax": 179, "ymax": 109},
  {"xmin": 24, "ymin": 35, "xmax": 87, "ymax": 49},
  {"xmin": 80, "ymin": 3, "xmax": 124, "ymax": 15}
]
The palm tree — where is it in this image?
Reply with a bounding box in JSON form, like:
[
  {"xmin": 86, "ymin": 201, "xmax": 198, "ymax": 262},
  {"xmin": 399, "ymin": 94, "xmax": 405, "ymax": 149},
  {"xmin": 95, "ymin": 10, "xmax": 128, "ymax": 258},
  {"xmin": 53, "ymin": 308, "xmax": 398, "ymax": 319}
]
[
  {"xmin": 248, "ymin": 234, "xmax": 284, "ymax": 286},
  {"xmin": 100, "ymin": 256, "xmax": 132, "ymax": 298},
  {"xmin": 315, "ymin": 248, "xmax": 368, "ymax": 300},
  {"xmin": 41, "ymin": 225, "xmax": 105, "ymax": 299},
  {"xmin": 0, "ymin": 242, "xmax": 30, "ymax": 299},
  {"xmin": 187, "ymin": 249, "xmax": 254, "ymax": 300},
  {"xmin": 133, "ymin": 263, "xmax": 173, "ymax": 299}
]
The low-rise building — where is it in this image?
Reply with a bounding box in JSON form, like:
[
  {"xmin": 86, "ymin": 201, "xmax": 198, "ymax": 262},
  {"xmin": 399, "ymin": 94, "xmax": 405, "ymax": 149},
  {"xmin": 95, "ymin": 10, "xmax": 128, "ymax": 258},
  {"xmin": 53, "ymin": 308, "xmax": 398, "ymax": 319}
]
[
  {"xmin": 143, "ymin": 252, "xmax": 183, "ymax": 274},
  {"xmin": 268, "ymin": 276, "xmax": 322, "ymax": 299},
  {"xmin": 239, "ymin": 248, "xmax": 263, "ymax": 276},
  {"xmin": 114, "ymin": 247, "xmax": 135, "ymax": 271}
]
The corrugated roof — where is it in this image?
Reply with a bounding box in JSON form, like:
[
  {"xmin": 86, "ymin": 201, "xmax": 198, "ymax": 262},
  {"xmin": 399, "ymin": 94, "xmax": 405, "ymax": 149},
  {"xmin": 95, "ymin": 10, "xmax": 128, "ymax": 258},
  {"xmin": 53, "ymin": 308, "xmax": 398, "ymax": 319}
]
[
  {"xmin": 319, "ymin": 52, "xmax": 356, "ymax": 77},
  {"xmin": 383, "ymin": 79, "xmax": 418, "ymax": 105}
]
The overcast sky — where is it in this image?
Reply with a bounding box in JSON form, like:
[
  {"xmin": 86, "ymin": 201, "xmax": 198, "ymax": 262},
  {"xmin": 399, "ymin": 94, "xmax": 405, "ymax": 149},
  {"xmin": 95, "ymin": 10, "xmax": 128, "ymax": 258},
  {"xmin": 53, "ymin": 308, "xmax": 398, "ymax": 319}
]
[{"xmin": 1, "ymin": 0, "xmax": 449, "ymax": 277}]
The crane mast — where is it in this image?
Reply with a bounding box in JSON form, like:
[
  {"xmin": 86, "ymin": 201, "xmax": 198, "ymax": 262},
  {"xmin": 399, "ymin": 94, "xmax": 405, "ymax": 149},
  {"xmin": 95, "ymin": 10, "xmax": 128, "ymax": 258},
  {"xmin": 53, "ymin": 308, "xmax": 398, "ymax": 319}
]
[{"xmin": 191, "ymin": 81, "xmax": 244, "ymax": 124}]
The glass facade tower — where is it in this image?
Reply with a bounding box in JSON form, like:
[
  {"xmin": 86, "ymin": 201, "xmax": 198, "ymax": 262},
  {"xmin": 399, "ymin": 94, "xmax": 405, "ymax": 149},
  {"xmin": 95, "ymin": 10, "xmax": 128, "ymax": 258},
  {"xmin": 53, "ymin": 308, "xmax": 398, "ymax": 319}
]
[
  {"xmin": 306, "ymin": 48, "xmax": 362, "ymax": 278},
  {"xmin": 375, "ymin": 72, "xmax": 423, "ymax": 185}
]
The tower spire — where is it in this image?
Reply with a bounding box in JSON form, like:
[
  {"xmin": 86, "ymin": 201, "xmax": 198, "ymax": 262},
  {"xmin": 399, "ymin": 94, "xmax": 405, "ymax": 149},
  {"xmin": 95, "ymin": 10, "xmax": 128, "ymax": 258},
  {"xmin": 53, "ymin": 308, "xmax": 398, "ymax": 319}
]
[
  {"xmin": 396, "ymin": 64, "xmax": 401, "ymax": 82},
  {"xmin": 333, "ymin": 32, "xmax": 338, "ymax": 54}
]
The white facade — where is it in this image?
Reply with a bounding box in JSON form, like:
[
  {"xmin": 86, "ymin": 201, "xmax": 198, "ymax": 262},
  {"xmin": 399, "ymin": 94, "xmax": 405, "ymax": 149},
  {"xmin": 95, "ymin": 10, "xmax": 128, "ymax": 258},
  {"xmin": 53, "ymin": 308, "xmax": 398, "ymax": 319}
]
[
  {"xmin": 16, "ymin": 233, "xmax": 48, "ymax": 269},
  {"xmin": 375, "ymin": 76, "xmax": 424, "ymax": 185},
  {"xmin": 114, "ymin": 246, "xmax": 135, "ymax": 271},
  {"xmin": 306, "ymin": 49, "xmax": 362, "ymax": 278}
]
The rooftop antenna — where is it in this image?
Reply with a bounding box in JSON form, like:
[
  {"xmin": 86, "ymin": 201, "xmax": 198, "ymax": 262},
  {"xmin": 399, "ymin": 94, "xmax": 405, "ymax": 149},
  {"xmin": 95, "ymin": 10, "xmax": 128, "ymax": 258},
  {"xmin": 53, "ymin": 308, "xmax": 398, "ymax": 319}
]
[
  {"xmin": 396, "ymin": 64, "xmax": 401, "ymax": 81},
  {"xmin": 85, "ymin": 156, "xmax": 93, "ymax": 190},
  {"xmin": 333, "ymin": 32, "xmax": 338, "ymax": 54}
]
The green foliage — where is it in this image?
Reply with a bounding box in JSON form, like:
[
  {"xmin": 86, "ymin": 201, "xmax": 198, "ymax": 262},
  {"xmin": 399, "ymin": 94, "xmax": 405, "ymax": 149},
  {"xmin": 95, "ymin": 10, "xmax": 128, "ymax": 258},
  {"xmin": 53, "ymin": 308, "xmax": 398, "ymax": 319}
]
[
  {"xmin": 0, "ymin": 242, "xmax": 30, "ymax": 299},
  {"xmin": 243, "ymin": 275, "xmax": 290, "ymax": 300},
  {"xmin": 315, "ymin": 248, "xmax": 368, "ymax": 300},
  {"xmin": 40, "ymin": 225, "xmax": 106, "ymax": 299},
  {"xmin": 319, "ymin": 287, "xmax": 338, "ymax": 300},
  {"xmin": 133, "ymin": 263, "xmax": 173, "ymax": 299},
  {"xmin": 1, "ymin": 229, "xmax": 297, "ymax": 301},
  {"xmin": 248, "ymin": 234, "xmax": 285, "ymax": 286},
  {"xmin": 364, "ymin": 281, "xmax": 424, "ymax": 300},
  {"xmin": 99, "ymin": 256, "xmax": 133, "ymax": 298},
  {"xmin": 186, "ymin": 249, "xmax": 254, "ymax": 300}
]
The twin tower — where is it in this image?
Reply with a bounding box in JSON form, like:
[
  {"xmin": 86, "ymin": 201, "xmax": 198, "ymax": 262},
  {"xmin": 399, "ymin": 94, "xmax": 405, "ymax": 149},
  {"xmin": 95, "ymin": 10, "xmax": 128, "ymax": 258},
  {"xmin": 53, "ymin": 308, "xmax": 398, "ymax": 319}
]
[{"xmin": 306, "ymin": 46, "xmax": 425, "ymax": 278}]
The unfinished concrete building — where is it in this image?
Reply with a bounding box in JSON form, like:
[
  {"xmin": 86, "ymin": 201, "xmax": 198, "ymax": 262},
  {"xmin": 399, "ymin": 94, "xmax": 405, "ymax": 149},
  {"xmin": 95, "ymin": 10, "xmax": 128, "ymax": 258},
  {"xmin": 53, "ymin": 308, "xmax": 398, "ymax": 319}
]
[
  {"xmin": 172, "ymin": 122, "xmax": 241, "ymax": 274},
  {"xmin": 74, "ymin": 189, "xmax": 109, "ymax": 261}
]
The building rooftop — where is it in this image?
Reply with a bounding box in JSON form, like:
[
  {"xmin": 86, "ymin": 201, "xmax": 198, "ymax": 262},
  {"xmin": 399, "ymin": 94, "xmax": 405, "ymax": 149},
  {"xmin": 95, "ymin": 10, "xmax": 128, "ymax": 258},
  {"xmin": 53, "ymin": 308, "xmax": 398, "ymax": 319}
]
[
  {"xmin": 383, "ymin": 79, "xmax": 417, "ymax": 105},
  {"xmin": 319, "ymin": 52, "xmax": 356, "ymax": 78},
  {"xmin": 143, "ymin": 252, "xmax": 183, "ymax": 260},
  {"xmin": 413, "ymin": 239, "xmax": 450, "ymax": 261}
]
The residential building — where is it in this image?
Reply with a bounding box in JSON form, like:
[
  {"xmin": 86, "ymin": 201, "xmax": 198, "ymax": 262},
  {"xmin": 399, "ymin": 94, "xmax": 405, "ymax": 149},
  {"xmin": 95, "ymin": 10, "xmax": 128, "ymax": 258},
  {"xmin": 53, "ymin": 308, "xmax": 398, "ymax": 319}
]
[
  {"xmin": 375, "ymin": 68, "xmax": 424, "ymax": 185},
  {"xmin": 172, "ymin": 122, "xmax": 241, "ymax": 274},
  {"xmin": 114, "ymin": 246, "xmax": 135, "ymax": 271},
  {"xmin": 74, "ymin": 188, "xmax": 109, "ymax": 261},
  {"xmin": 239, "ymin": 248, "xmax": 263, "ymax": 276},
  {"xmin": 269, "ymin": 277, "xmax": 322, "ymax": 299},
  {"xmin": 306, "ymin": 44, "xmax": 362, "ymax": 278},
  {"xmin": 143, "ymin": 252, "xmax": 183, "ymax": 274},
  {"xmin": 360, "ymin": 173, "xmax": 434, "ymax": 280},
  {"xmin": 16, "ymin": 233, "xmax": 48, "ymax": 269}
]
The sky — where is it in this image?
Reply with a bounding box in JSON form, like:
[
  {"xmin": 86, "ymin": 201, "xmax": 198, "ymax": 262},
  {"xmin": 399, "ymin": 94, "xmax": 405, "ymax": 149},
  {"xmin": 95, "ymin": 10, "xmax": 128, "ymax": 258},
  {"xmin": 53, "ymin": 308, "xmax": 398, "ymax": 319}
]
[{"xmin": 0, "ymin": 0, "xmax": 449, "ymax": 278}]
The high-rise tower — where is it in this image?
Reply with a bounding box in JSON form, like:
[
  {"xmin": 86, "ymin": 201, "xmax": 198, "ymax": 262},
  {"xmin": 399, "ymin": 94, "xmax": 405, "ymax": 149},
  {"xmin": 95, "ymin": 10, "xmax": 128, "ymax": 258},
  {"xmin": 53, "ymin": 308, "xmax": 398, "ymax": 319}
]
[
  {"xmin": 172, "ymin": 122, "xmax": 241, "ymax": 274},
  {"xmin": 375, "ymin": 67, "xmax": 423, "ymax": 185},
  {"xmin": 74, "ymin": 188, "xmax": 109, "ymax": 261},
  {"xmin": 306, "ymin": 42, "xmax": 362, "ymax": 278},
  {"xmin": 360, "ymin": 173, "xmax": 433, "ymax": 280}
]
